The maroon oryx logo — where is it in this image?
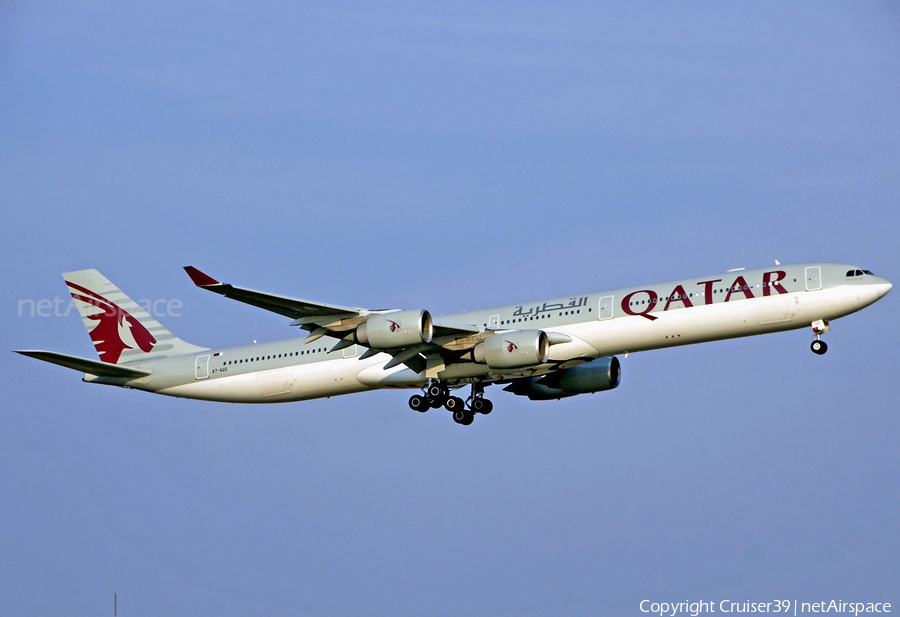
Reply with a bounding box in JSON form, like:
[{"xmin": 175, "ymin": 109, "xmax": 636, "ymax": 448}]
[
  {"xmin": 505, "ymin": 340, "xmax": 518, "ymax": 353},
  {"xmin": 387, "ymin": 319, "xmax": 401, "ymax": 333},
  {"xmin": 66, "ymin": 282, "xmax": 157, "ymax": 364}
]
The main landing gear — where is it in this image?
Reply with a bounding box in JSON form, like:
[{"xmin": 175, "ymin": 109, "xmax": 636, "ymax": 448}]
[
  {"xmin": 810, "ymin": 319, "xmax": 829, "ymax": 355},
  {"xmin": 407, "ymin": 381, "xmax": 493, "ymax": 426}
]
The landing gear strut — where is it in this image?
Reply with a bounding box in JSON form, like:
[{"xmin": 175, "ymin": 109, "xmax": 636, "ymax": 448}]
[
  {"xmin": 451, "ymin": 383, "xmax": 493, "ymax": 425},
  {"xmin": 408, "ymin": 381, "xmax": 494, "ymax": 425},
  {"xmin": 810, "ymin": 319, "xmax": 829, "ymax": 355},
  {"xmin": 467, "ymin": 384, "xmax": 493, "ymax": 415},
  {"xmin": 426, "ymin": 382, "xmax": 446, "ymax": 402},
  {"xmin": 408, "ymin": 380, "xmax": 449, "ymax": 413}
]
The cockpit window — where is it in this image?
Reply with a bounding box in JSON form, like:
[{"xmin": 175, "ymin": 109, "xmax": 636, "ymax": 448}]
[
  {"xmin": 863, "ymin": 270, "xmax": 874, "ymax": 275},
  {"xmin": 846, "ymin": 269, "xmax": 871, "ymax": 277},
  {"xmin": 846, "ymin": 270, "xmax": 858, "ymax": 277}
]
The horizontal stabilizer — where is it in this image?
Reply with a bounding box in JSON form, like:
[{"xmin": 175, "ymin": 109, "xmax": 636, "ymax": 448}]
[{"xmin": 14, "ymin": 350, "xmax": 151, "ymax": 379}]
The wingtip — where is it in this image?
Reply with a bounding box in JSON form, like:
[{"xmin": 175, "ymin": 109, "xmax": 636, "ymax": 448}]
[{"xmin": 184, "ymin": 266, "xmax": 220, "ymax": 287}]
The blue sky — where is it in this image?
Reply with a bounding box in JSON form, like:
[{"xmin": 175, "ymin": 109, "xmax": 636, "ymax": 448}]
[{"xmin": 1, "ymin": 2, "xmax": 898, "ymax": 615}]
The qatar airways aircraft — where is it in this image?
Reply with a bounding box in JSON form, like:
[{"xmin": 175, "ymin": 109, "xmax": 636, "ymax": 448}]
[{"xmin": 16, "ymin": 263, "xmax": 891, "ymax": 425}]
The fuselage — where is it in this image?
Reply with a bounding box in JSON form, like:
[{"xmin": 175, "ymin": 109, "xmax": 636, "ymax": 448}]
[{"xmin": 97, "ymin": 263, "xmax": 891, "ymax": 404}]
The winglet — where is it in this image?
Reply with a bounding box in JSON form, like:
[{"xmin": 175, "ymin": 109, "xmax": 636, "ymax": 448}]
[{"xmin": 184, "ymin": 266, "xmax": 220, "ymax": 287}]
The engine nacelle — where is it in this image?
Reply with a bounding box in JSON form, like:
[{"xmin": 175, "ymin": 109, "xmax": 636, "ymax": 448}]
[
  {"xmin": 503, "ymin": 356, "xmax": 621, "ymax": 400},
  {"xmin": 356, "ymin": 310, "xmax": 433, "ymax": 349},
  {"xmin": 473, "ymin": 330, "xmax": 549, "ymax": 369}
]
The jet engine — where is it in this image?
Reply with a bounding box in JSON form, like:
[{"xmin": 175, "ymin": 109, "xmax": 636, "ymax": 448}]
[
  {"xmin": 503, "ymin": 356, "xmax": 621, "ymax": 400},
  {"xmin": 473, "ymin": 330, "xmax": 549, "ymax": 369},
  {"xmin": 356, "ymin": 310, "xmax": 433, "ymax": 349}
]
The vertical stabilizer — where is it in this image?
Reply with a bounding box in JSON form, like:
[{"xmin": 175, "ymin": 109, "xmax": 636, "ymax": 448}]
[{"xmin": 62, "ymin": 269, "xmax": 207, "ymax": 364}]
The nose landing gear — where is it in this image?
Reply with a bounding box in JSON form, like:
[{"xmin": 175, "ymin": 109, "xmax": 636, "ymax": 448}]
[{"xmin": 810, "ymin": 319, "xmax": 829, "ymax": 355}]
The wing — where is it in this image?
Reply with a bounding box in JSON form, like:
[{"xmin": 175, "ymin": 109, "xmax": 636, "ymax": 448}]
[
  {"xmin": 184, "ymin": 267, "xmax": 487, "ymax": 372},
  {"xmin": 184, "ymin": 266, "xmax": 362, "ymax": 322}
]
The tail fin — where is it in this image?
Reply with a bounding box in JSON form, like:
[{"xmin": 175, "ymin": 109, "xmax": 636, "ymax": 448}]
[{"xmin": 63, "ymin": 269, "xmax": 207, "ymax": 364}]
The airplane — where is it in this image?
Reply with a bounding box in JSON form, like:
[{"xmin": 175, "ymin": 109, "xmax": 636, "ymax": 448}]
[{"xmin": 15, "ymin": 263, "xmax": 891, "ymax": 425}]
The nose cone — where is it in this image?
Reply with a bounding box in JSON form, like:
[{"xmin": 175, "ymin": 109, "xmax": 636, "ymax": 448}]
[{"xmin": 873, "ymin": 277, "xmax": 892, "ymax": 299}]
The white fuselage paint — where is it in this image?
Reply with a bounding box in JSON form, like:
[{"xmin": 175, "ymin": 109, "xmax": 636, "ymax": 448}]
[
  {"xmin": 132, "ymin": 264, "xmax": 890, "ymax": 404},
  {"xmin": 158, "ymin": 355, "xmax": 386, "ymax": 403}
]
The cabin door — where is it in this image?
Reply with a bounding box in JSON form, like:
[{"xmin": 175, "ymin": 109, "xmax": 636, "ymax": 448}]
[
  {"xmin": 195, "ymin": 354, "xmax": 210, "ymax": 380},
  {"xmin": 805, "ymin": 266, "xmax": 822, "ymax": 291},
  {"xmin": 598, "ymin": 296, "xmax": 614, "ymax": 320}
]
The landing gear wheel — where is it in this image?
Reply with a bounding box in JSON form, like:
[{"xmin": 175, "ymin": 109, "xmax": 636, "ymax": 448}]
[
  {"xmin": 811, "ymin": 340, "xmax": 827, "ymax": 355},
  {"xmin": 426, "ymin": 383, "xmax": 445, "ymax": 399},
  {"xmin": 471, "ymin": 398, "xmax": 493, "ymax": 415},
  {"xmin": 445, "ymin": 396, "xmax": 465, "ymax": 412},
  {"xmin": 810, "ymin": 320, "xmax": 830, "ymax": 356},
  {"xmin": 453, "ymin": 409, "xmax": 474, "ymax": 426},
  {"xmin": 409, "ymin": 394, "xmax": 428, "ymax": 412}
]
